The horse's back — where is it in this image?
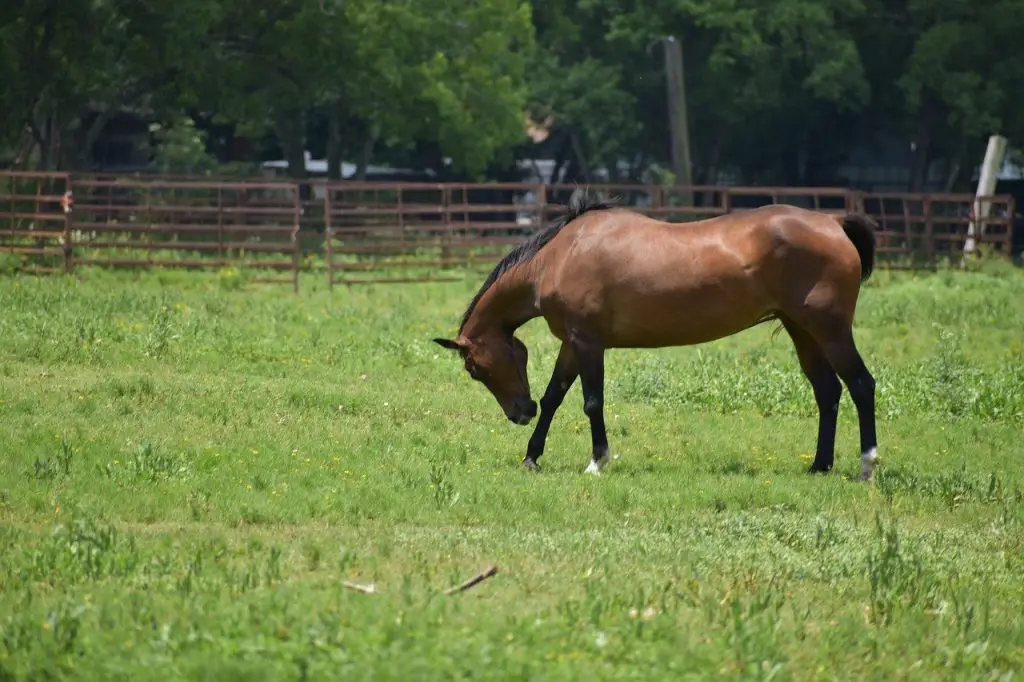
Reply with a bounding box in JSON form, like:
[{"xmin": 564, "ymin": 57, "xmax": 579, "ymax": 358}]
[{"xmin": 557, "ymin": 203, "xmax": 852, "ymax": 278}]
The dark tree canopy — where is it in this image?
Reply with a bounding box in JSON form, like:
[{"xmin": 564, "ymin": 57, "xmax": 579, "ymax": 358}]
[{"xmin": 1, "ymin": 0, "xmax": 1022, "ymax": 190}]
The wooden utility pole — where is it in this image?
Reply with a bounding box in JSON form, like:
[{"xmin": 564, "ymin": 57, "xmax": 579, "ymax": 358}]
[
  {"xmin": 962, "ymin": 134, "xmax": 1008, "ymax": 265},
  {"xmin": 663, "ymin": 36, "xmax": 693, "ymax": 206}
]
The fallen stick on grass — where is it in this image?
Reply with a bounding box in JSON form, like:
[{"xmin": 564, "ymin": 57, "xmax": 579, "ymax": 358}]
[
  {"xmin": 342, "ymin": 580, "xmax": 377, "ymax": 595},
  {"xmin": 445, "ymin": 565, "xmax": 499, "ymax": 596}
]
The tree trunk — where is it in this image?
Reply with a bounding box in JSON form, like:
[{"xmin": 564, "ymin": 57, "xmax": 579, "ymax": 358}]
[
  {"xmin": 27, "ymin": 117, "xmax": 49, "ymax": 170},
  {"xmin": 273, "ymin": 107, "xmax": 307, "ymax": 200},
  {"xmin": 909, "ymin": 97, "xmax": 936, "ymax": 192},
  {"xmin": 355, "ymin": 134, "xmax": 376, "ymax": 182},
  {"xmin": 628, "ymin": 151, "xmax": 648, "ymax": 184},
  {"xmin": 701, "ymin": 140, "xmax": 721, "ymax": 207},
  {"xmin": 549, "ymin": 133, "xmax": 570, "ymax": 186},
  {"xmin": 12, "ymin": 127, "xmax": 36, "ymax": 168},
  {"xmin": 568, "ymin": 128, "xmax": 592, "ymax": 183},
  {"xmin": 326, "ymin": 101, "xmax": 344, "ymax": 180},
  {"xmin": 941, "ymin": 136, "xmax": 967, "ymax": 192},
  {"xmin": 61, "ymin": 109, "xmax": 114, "ymax": 171},
  {"xmin": 273, "ymin": 107, "xmax": 307, "ymax": 180},
  {"xmin": 909, "ymin": 134, "xmax": 930, "ymax": 192}
]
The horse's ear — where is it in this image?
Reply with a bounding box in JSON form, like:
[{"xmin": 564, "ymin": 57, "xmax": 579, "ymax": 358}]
[{"xmin": 433, "ymin": 337, "xmax": 465, "ymax": 352}]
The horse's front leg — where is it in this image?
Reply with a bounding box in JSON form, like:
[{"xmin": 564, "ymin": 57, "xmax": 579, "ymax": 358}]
[
  {"xmin": 570, "ymin": 332, "xmax": 610, "ymax": 475},
  {"xmin": 523, "ymin": 343, "xmax": 579, "ymax": 471}
]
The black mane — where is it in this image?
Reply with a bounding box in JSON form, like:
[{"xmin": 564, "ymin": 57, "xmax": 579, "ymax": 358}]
[{"xmin": 458, "ymin": 187, "xmax": 617, "ymax": 333}]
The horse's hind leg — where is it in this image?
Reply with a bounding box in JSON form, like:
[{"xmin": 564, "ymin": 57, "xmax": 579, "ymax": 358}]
[
  {"xmin": 816, "ymin": 329, "xmax": 879, "ymax": 482},
  {"xmin": 567, "ymin": 329, "xmax": 610, "ymax": 475},
  {"xmin": 781, "ymin": 317, "xmax": 843, "ymax": 474}
]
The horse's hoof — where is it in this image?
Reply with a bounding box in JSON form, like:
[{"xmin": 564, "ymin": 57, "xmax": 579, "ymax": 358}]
[
  {"xmin": 584, "ymin": 454, "xmax": 609, "ymax": 476},
  {"xmin": 523, "ymin": 458, "xmax": 541, "ymax": 472},
  {"xmin": 859, "ymin": 448, "xmax": 879, "ymax": 483},
  {"xmin": 807, "ymin": 463, "xmax": 832, "ymax": 475}
]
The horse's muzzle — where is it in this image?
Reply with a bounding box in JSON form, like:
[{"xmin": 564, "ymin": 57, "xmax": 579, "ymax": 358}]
[{"xmin": 508, "ymin": 399, "xmax": 537, "ymax": 426}]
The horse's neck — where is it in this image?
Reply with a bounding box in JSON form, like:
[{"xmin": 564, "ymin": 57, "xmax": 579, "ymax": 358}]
[{"xmin": 463, "ymin": 267, "xmax": 539, "ymax": 337}]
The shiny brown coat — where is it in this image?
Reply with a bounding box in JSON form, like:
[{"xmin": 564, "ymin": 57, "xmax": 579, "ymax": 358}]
[{"xmin": 434, "ymin": 189, "xmax": 880, "ymax": 482}]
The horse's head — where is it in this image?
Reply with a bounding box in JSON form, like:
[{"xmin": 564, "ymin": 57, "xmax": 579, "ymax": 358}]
[{"xmin": 433, "ymin": 331, "xmax": 536, "ymax": 425}]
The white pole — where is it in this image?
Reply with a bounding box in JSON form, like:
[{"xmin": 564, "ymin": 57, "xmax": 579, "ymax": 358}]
[{"xmin": 962, "ymin": 134, "xmax": 1008, "ymax": 264}]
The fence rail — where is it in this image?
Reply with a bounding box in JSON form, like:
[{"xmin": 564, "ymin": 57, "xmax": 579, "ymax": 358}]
[
  {"xmin": 68, "ymin": 177, "xmax": 301, "ymax": 290},
  {"xmin": 0, "ymin": 172, "xmax": 72, "ymax": 274},
  {"xmin": 0, "ymin": 171, "xmax": 1017, "ymax": 290}
]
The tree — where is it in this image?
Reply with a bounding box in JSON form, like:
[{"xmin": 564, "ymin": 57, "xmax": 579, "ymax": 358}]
[
  {"xmin": 595, "ymin": 0, "xmax": 871, "ymax": 185},
  {"xmin": 183, "ymin": 0, "xmax": 534, "ymax": 181},
  {"xmin": 0, "ymin": 0, "xmax": 535, "ymax": 180},
  {"xmin": 342, "ymin": 0, "xmax": 536, "ymax": 179},
  {"xmin": 876, "ymin": 0, "xmax": 1024, "ymax": 189},
  {"xmin": 0, "ymin": 0, "xmax": 216, "ymax": 169},
  {"xmin": 524, "ymin": 0, "xmax": 647, "ymax": 184}
]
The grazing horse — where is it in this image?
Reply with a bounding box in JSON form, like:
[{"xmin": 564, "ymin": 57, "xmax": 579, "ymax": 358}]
[{"xmin": 433, "ymin": 188, "xmax": 880, "ymax": 481}]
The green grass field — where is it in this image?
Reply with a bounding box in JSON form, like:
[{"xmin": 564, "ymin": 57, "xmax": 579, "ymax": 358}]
[{"xmin": 2, "ymin": 260, "xmax": 1024, "ymax": 681}]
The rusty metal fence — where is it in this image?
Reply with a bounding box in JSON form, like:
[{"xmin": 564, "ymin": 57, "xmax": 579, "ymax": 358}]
[
  {"xmin": 856, "ymin": 193, "xmax": 1016, "ymax": 269},
  {"xmin": 320, "ymin": 183, "xmax": 866, "ymax": 287},
  {"xmin": 0, "ymin": 172, "xmax": 72, "ymax": 274},
  {"xmin": 0, "ymin": 171, "xmax": 1017, "ymax": 290},
  {"xmin": 69, "ymin": 176, "xmax": 301, "ymax": 290}
]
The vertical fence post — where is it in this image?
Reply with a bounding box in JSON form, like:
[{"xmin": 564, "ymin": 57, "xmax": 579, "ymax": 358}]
[
  {"xmin": 324, "ymin": 182, "xmax": 334, "ymax": 291},
  {"xmin": 1006, "ymin": 197, "xmax": 1016, "ymax": 259},
  {"xmin": 217, "ymin": 186, "xmax": 225, "ymax": 262},
  {"xmin": 291, "ymin": 183, "xmax": 301, "ymax": 294},
  {"xmin": 441, "ymin": 186, "xmax": 451, "ymax": 266},
  {"xmin": 62, "ymin": 176, "xmax": 74, "ymax": 274},
  {"xmin": 535, "ymin": 183, "xmax": 546, "ymax": 231},
  {"xmin": 145, "ymin": 185, "xmax": 153, "ymax": 268},
  {"xmin": 844, "ymin": 189, "xmax": 860, "ymax": 216},
  {"xmin": 924, "ymin": 195, "xmax": 935, "ymax": 270},
  {"xmin": 398, "ymin": 183, "xmax": 406, "ymax": 257},
  {"xmin": 648, "ymin": 183, "xmax": 661, "ymax": 218},
  {"xmin": 963, "ymin": 134, "xmax": 1007, "ymax": 264}
]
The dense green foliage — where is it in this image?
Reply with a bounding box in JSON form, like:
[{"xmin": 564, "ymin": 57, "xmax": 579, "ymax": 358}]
[
  {"xmin": 3, "ymin": 0, "xmax": 1024, "ymax": 184},
  {"xmin": 1, "ymin": 265, "xmax": 1023, "ymax": 678}
]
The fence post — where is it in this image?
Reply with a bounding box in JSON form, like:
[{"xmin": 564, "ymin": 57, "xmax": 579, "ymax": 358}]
[
  {"xmin": 217, "ymin": 186, "xmax": 225, "ymax": 262},
  {"xmin": 292, "ymin": 183, "xmax": 301, "ymax": 294},
  {"xmin": 324, "ymin": 183, "xmax": 334, "ymax": 291},
  {"xmin": 963, "ymin": 134, "xmax": 1007, "ymax": 264},
  {"xmin": 441, "ymin": 186, "xmax": 451, "ymax": 266},
  {"xmin": 62, "ymin": 176, "xmax": 74, "ymax": 274},
  {"xmin": 535, "ymin": 183, "xmax": 547, "ymax": 231},
  {"xmin": 844, "ymin": 189, "xmax": 862, "ymax": 215},
  {"xmin": 1006, "ymin": 197, "xmax": 1016, "ymax": 259},
  {"xmin": 648, "ymin": 183, "xmax": 661, "ymax": 217},
  {"xmin": 145, "ymin": 185, "xmax": 153, "ymax": 267},
  {"xmin": 924, "ymin": 195, "xmax": 935, "ymax": 270}
]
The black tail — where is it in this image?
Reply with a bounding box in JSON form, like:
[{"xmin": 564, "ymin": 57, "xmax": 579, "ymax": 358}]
[{"xmin": 839, "ymin": 213, "xmax": 877, "ymax": 282}]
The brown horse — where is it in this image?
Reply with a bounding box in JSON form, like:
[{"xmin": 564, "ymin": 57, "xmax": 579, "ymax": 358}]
[{"xmin": 434, "ymin": 188, "xmax": 880, "ymax": 482}]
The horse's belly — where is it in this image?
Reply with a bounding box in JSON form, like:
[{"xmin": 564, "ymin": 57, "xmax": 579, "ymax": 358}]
[
  {"xmin": 544, "ymin": 226, "xmax": 776, "ymax": 348},
  {"xmin": 601, "ymin": 278, "xmax": 772, "ymax": 348}
]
